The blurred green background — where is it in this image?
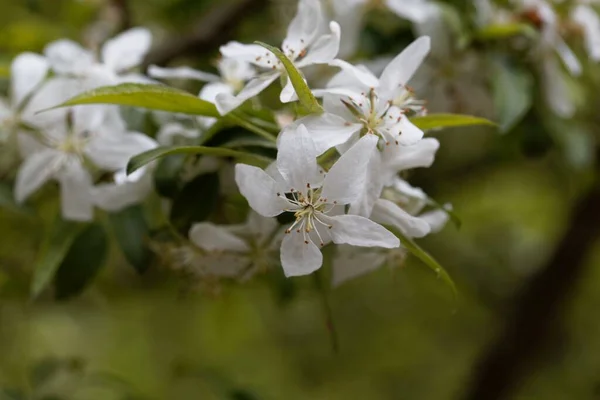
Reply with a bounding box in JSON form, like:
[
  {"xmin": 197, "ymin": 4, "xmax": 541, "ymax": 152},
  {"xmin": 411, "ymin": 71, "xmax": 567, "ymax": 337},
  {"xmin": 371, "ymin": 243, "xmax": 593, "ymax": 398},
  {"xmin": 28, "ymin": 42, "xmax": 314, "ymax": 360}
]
[{"xmin": 1, "ymin": 0, "xmax": 600, "ymax": 399}]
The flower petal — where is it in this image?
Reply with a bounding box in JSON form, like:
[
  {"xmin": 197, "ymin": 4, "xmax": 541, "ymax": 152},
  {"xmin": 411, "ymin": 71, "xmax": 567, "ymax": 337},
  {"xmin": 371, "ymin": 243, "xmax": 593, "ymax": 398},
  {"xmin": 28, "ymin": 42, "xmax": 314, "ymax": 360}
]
[
  {"xmin": 385, "ymin": 0, "xmax": 438, "ymax": 23},
  {"xmin": 321, "ymin": 134, "xmax": 378, "ymax": 204},
  {"xmin": 332, "ymin": 245, "xmax": 386, "ymax": 287},
  {"xmin": 378, "ymin": 36, "xmax": 431, "ymax": 101},
  {"xmin": 10, "ymin": 53, "xmax": 49, "ymax": 108},
  {"xmin": 220, "ymin": 42, "xmax": 278, "ymax": 69},
  {"xmin": 384, "ymin": 137, "xmax": 439, "ymax": 171},
  {"xmin": 371, "ymin": 198, "xmax": 430, "ymax": 238},
  {"xmin": 147, "ymin": 65, "xmax": 220, "ymax": 82},
  {"xmin": 572, "ymin": 5, "xmax": 600, "ymax": 61},
  {"xmin": 284, "ymin": 113, "xmax": 361, "ymax": 155},
  {"xmin": 280, "ymin": 231, "xmax": 323, "ymax": 277},
  {"xmin": 235, "ymin": 164, "xmax": 289, "ymax": 217},
  {"xmin": 327, "ymin": 59, "xmax": 379, "ymax": 88},
  {"xmin": 91, "ymin": 171, "xmax": 152, "ymax": 212},
  {"xmin": 276, "ymin": 124, "xmax": 322, "ymax": 192},
  {"xmin": 282, "ymin": 0, "xmax": 323, "ymax": 54},
  {"xmin": 86, "ymin": 132, "xmax": 157, "ymax": 171},
  {"xmin": 44, "ymin": 39, "xmax": 95, "ymax": 75},
  {"xmin": 15, "ymin": 149, "xmax": 63, "ymax": 202},
  {"xmin": 189, "ymin": 222, "xmax": 250, "ymax": 252},
  {"xmin": 326, "ymin": 214, "xmax": 400, "ymax": 248},
  {"xmin": 419, "ymin": 204, "xmax": 451, "ymax": 233},
  {"xmin": 296, "ymin": 22, "xmax": 341, "ymax": 67},
  {"xmin": 215, "ymin": 72, "xmax": 279, "ymax": 115},
  {"xmin": 279, "ymin": 76, "xmax": 299, "ymax": 103},
  {"xmin": 348, "ymin": 151, "xmax": 384, "ymax": 217},
  {"xmin": 58, "ymin": 160, "xmax": 94, "ymax": 222},
  {"xmin": 553, "ymin": 35, "xmax": 582, "ymax": 76},
  {"xmin": 102, "ymin": 27, "xmax": 152, "ymax": 72}
]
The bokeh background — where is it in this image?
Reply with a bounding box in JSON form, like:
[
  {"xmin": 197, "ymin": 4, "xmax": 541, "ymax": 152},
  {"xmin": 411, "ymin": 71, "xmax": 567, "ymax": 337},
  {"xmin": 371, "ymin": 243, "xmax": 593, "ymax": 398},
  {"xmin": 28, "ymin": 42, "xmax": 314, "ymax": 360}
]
[{"xmin": 1, "ymin": 0, "xmax": 600, "ymax": 399}]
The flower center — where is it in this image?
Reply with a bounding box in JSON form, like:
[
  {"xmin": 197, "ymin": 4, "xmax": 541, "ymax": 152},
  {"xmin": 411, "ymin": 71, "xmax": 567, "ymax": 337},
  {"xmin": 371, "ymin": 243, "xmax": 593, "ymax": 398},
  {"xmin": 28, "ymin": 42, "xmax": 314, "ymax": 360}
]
[{"xmin": 281, "ymin": 188, "xmax": 335, "ymax": 247}]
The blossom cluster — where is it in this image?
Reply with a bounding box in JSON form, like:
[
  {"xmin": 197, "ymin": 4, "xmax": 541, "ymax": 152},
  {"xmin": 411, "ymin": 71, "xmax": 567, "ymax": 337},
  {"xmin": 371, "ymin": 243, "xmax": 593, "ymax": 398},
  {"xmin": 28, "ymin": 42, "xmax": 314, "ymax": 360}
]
[{"xmin": 2, "ymin": 0, "xmax": 598, "ymax": 290}]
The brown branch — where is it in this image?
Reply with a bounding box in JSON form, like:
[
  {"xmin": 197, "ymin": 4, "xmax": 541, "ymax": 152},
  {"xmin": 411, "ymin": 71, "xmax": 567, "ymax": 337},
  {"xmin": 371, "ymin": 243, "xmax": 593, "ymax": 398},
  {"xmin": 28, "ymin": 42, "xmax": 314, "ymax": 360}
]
[
  {"xmin": 142, "ymin": 0, "xmax": 270, "ymax": 68},
  {"xmin": 462, "ymin": 170, "xmax": 600, "ymax": 400}
]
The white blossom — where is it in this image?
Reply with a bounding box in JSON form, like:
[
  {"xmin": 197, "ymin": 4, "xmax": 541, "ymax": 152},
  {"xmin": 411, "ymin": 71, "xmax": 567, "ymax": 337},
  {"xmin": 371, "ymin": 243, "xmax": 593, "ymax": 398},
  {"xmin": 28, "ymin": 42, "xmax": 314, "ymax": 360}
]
[
  {"xmin": 216, "ymin": 0, "xmax": 341, "ymax": 114},
  {"xmin": 235, "ymin": 124, "xmax": 399, "ymax": 276}
]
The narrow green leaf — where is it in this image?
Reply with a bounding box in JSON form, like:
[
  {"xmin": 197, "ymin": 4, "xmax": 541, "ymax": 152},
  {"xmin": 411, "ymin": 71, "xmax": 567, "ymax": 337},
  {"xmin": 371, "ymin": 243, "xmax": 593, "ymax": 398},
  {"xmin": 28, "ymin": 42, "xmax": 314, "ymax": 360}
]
[
  {"xmin": 411, "ymin": 114, "xmax": 497, "ymax": 131},
  {"xmin": 127, "ymin": 146, "xmax": 271, "ymax": 175},
  {"xmin": 476, "ymin": 23, "xmax": 536, "ymax": 40},
  {"xmin": 53, "ymin": 223, "xmax": 108, "ymax": 300},
  {"xmin": 43, "ymin": 83, "xmax": 220, "ymax": 117},
  {"xmin": 153, "ymin": 155, "xmax": 186, "ymax": 198},
  {"xmin": 108, "ymin": 205, "xmax": 153, "ymax": 274},
  {"xmin": 492, "ymin": 58, "xmax": 533, "ymax": 132},
  {"xmin": 221, "ymin": 137, "xmax": 278, "ymax": 149},
  {"xmin": 30, "ymin": 220, "xmax": 83, "ymax": 300},
  {"xmin": 255, "ymin": 41, "xmax": 323, "ymax": 114},
  {"xmin": 170, "ymin": 173, "xmax": 220, "ymax": 232},
  {"xmin": 386, "ymin": 226, "xmax": 457, "ymax": 299}
]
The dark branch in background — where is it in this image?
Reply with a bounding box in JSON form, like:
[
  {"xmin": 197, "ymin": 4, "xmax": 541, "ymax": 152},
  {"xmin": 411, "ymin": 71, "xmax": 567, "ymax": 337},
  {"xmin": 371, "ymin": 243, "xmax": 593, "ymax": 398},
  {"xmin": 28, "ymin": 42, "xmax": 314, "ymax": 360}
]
[
  {"xmin": 142, "ymin": 0, "xmax": 270, "ymax": 69},
  {"xmin": 111, "ymin": 0, "xmax": 132, "ymax": 32},
  {"xmin": 462, "ymin": 161, "xmax": 600, "ymax": 400}
]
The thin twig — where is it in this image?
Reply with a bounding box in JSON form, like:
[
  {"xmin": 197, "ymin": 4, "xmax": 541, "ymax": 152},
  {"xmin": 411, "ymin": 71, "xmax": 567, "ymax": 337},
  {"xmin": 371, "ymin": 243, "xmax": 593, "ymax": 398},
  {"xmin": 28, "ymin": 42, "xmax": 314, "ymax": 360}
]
[
  {"xmin": 462, "ymin": 169, "xmax": 600, "ymax": 400},
  {"xmin": 142, "ymin": 0, "xmax": 270, "ymax": 69}
]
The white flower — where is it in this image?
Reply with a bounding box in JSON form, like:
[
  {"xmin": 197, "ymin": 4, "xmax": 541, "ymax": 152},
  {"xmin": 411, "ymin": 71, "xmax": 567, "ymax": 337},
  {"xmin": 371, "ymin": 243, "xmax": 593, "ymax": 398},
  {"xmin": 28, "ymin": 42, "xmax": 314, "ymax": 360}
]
[
  {"xmin": 0, "ymin": 53, "xmax": 49, "ymax": 143},
  {"xmin": 322, "ymin": 0, "xmax": 368, "ymax": 58},
  {"xmin": 188, "ymin": 212, "xmax": 282, "ymax": 279},
  {"xmin": 234, "ymin": 124, "xmax": 399, "ymax": 276},
  {"xmin": 149, "ymin": 58, "xmax": 256, "ymax": 128},
  {"xmin": 215, "ymin": 0, "xmax": 341, "ymax": 114},
  {"xmin": 385, "ymin": 0, "xmax": 439, "ymax": 24},
  {"xmin": 571, "ymin": 2, "xmax": 600, "ymax": 61},
  {"xmin": 15, "ymin": 104, "xmax": 155, "ymax": 221},
  {"xmin": 44, "ymin": 27, "xmax": 152, "ymax": 90},
  {"xmin": 332, "ymin": 244, "xmax": 407, "ymax": 287}
]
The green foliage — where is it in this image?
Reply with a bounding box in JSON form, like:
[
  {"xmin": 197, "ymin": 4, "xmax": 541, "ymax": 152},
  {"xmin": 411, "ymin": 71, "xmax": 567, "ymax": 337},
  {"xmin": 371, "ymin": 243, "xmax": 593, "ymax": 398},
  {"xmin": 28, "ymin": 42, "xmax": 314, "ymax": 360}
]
[
  {"xmin": 170, "ymin": 172, "xmax": 220, "ymax": 233},
  {"xmin": 412, "ymin": 114, "xmax": 497, "ymax": 131},
  {"xmin": 492, "ymin": 58, "xmax": 533, "ymax": 132},
  {"xmin": 109, "ymin": 205, "xmax": 153, "ymax": 274}
]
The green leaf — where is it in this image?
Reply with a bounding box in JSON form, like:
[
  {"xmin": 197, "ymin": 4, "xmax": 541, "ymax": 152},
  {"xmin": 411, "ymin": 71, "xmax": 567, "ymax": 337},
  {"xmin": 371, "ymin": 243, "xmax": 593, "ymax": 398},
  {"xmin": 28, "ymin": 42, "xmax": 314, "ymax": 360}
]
[
  {"xmin": 153, "ymin": 155, "xmax": 186, "ymax": 198},
  {"xmin": 411, "ymin": 114, "xmax": 497, "ymax": 131},
  {"xmin": 476, "ymin": 23, "xmax": 536, "ymax": 40},
  {"xmin": 0, "ymin": 388, "xmax": 24, "ymax": 400},
  {"xmin": 0, "ymin": 65, "xmax": 9, "ymax": 79},
  {"xmin": 30, "ymin": 357, "xmax": 62, "ymax": 388},
  {"xmin": 170, "ymin": 173, "xmax": 220, "ymax": 232},
  {"xmin": 386, "ymin": 226, "xmax": 457, "ymax": 300},
  {"xmin": 53, "ymin": 223, "xmax": 108, "ymax": 300},
  {"xmin": 30, "ymin": 219, "xmax": 83, "ymax": 300},
  {"xmin": 127, "ymin": 146, "xmax": 271, "ymax": 175},
  {"xmin": 108, "ymin": 205, "xmax": 153, "ymax": 274},
  {"xmin": 43, "ymin": 83, "xmax": 220, "ymax": 117},
  {"xmin": 492, "ymin": 59, "xmax": 533, "ymax": 133},
  {"xmin": 255, "ymin": 41, "xmax": 323, "ymax": 114},
  {"xmin": 0, "ymin": 182, "xmax": 31, "ymax": 215}
]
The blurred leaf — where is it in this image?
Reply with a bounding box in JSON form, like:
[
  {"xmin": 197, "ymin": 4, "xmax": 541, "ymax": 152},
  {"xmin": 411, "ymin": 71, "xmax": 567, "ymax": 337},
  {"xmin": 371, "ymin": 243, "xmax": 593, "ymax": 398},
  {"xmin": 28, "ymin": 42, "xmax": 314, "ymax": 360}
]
[
  {"xmin": 221, "ymin": 137, "xmax": 278, "ymax": 149},
  {"xmin": 0, "ymin": 64, "xmax": 9, "ymax": 78},
  {"xmin": 31, "ymin": 219, "xmax": 83, "ymax": 300},
  {"xmin": 30, "ymin": 357, "xmax": 61, "ymax": 388},
  {"xmin": 45, "ymin": 83, "xmax": 220, "ymax": 117},
  {"xmin": 170, "ymin": 172, "xmax": 220, "ymax": 232},
  {"xmin": 476, "ymin": 23, "xmax": 536, "ymax": 40},
  {"xmin": 0, "ymin": 389, "xmax": 24, "ymax": 400},
  {"xmin": 412, "ymin": 114, "xmax": 497, "ymax": 131},
  {"xmin": 53, "ymin": 223, "xmax": 108, "ymax": 300},
  {"xmin": 426, "ymin": 198, "xmax": 462, "ymax": 229},
  {"xmin": 153, "ymin": 155, "xmax": 186, "ymax": 198},
  {"xmin": 230, "ymin": 390, "xmax": 260, "ymax": 400},
  {"xmin": 109, "ymin": 205, "xmax": 153, "ymax": 274},
  {"xmin": 256, "ymin": 41, "xmax": 324, "ymax": 114},
  {"xmin": 493, "ymin": 59, "xmax": 533, "ymax": 132},
  {"xmin": 127, "ymin": 146, "xmax": 271, "ymax": 175},
  {"xmin": 386, "ymin": 226, "xmax": 457, "ymax": 300}
]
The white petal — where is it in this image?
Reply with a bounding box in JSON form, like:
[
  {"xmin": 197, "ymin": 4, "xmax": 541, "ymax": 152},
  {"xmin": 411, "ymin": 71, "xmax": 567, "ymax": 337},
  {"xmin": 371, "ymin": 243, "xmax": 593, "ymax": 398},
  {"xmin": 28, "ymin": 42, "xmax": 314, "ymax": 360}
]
[
  {"xmin": 385, "ymin": 0, "xmax": 438, "ymax": 23},
  {"xmin": 371, "ymin": 198, "xmax": 430, "ymax": 238},
  {"xmin": 20, "ymin": 77, "xmax": 78, "ymax": 128},
  {"xmin": 218, "ymin": 58, "xmax": 257, "ymax": 82},
  {"xmin": 327, "ymin": 59, "xmax": 379, "ymax": 88},
  {"xmin": 348, "ymin": 151, "xmax": 384, "ymax": 217},
  {"xmin": 396, "ymin": 114, "xmax": 424, "ymax": 145},
  {"xmin": 276, "ymin": 124, "xmax": 322, "ymax": 192},
  {"xmin": 419, "ymin": 205, "xmax": 451, "ymax": 233},
  {"xmin": 234, "ymin": 164, "xmax": 289, "ymax": 217},
  {"xmin": 10, "ymin": 52, "xmax": 49, "ymax": 108},
  {"xmin": 282, "ymin": 0, "xmax": 323, "ymax": 53},
  {"xmin": 385, "ymin": 137, "xmax": 439, "ymax": 171},
  {"xmin": 542, "ymin": 56, "xmax": 575, "ymax": 117},
  {"xmin": 15, "ymin": 149, "xmax": 63, "ymax": 202},
  {"xmin": 156, "ymin": 122, "xmax": 200, "ymax": 145},
  {"xmin": 102, "ymin": 27, "xmax": 152, "ymax": 72},
  {"xmin": 279, "ymin": 77, "xmax": 299, "ymax": 103},
  {"xmin": 147, "ymin": 65, "xmax": 220, "ymax": 82},
  {"xmin": 220, "ymin": 42, "xmax": 278, "ymax": 69},
  {"xmin": 58, "ymin": 161, "xmax": 94, "ymax": 221},
  {"xmin": 91, "ymin": 171, "xmax": 152, "ymax": 211},
  {"xmin": 246, "ymin": 211, "xmax": 280, "ymax": 243},
  {"xmin": 189, "ymin": 222, "xmax": 250, "ymax": 252},
  {"xmin": 280, "ymin": 232, "xmax": 323, "ymax": 277},
  {"xmin": 332, "ymin": 245, "xmax": 386, "ymax": 287},
  {"xmin": 200, "ymin": 82, "xmax": 234, "ymax": 103},
  {"xmin": 215, "ymin": 72, "xmax": 279, "ymax": 115},
  {"xmin": 378, "ymin": 36, "xmax": 431, "ymax": 101},
  {"xmin": 296, "ymin": 22, "xmax": 341, "ymax": 67},
  {"xmin": 44, "ymin": 39, "xmax": 95, "ymax": 75},
  {"xmin": 326, "ymin": 214, "xmax": 400, "ymax": 248},
  {"xmin": 554, "ymin": 35, "xmax": 582, "ymax": 76},
  {"xmin": 572, "ymin": 5, "xmax": 600, "ymax": 61},
  {"xmin": 284, "ymin": 113, "xmax": 361, "ymax": 155},
  {"xmin": 321, "ymin": 134, "xmax": 378, "ymax": 204},
  {"xmin": 86, "ymin": 132, "xmax": 157, "ymax": 171}
]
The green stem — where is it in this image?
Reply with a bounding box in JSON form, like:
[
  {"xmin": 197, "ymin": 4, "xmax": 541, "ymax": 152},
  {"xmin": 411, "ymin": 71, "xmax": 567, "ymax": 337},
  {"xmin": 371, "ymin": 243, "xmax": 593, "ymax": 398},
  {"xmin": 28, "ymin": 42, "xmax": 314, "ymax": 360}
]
[
  {"xmin": 313, "ymin": 268, "xmax": 339, "ymax": 354},
  {"xmin": 227, "ymin": 112, "xmax": 277, "ymax": 142}
]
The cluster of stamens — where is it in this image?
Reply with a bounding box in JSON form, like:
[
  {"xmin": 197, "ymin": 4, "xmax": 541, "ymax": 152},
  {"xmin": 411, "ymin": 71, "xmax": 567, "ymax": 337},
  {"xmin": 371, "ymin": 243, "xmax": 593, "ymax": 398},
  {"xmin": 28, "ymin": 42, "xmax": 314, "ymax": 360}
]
[{"xmin": 278, "ymin": 184, "xmax": 335, "ymax": 247}]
